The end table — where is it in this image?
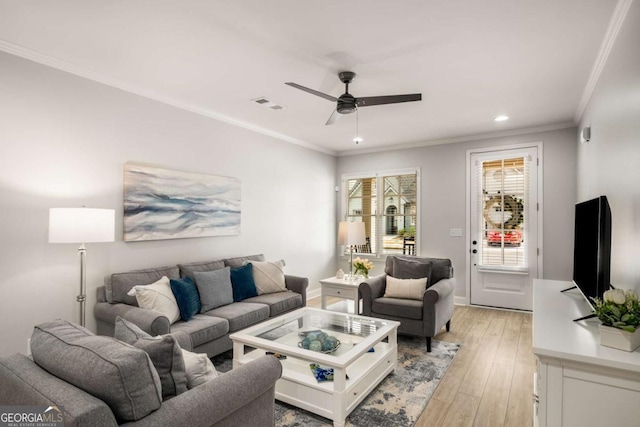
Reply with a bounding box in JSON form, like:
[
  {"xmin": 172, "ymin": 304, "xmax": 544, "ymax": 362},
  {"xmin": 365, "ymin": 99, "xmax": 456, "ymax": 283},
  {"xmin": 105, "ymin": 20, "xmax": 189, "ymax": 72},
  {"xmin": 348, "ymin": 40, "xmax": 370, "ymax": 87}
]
[{"xmin": 319, "ymin": 276, "xmax": 364, "ymax": 314}]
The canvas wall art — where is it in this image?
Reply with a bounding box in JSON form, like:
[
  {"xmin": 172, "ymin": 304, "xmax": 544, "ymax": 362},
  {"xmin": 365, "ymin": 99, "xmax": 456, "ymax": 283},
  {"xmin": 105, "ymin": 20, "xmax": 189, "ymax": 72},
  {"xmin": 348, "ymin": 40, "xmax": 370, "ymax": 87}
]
[{"xmin": 123, "ymin": 163, "xmax": 241, "ymax": 241}]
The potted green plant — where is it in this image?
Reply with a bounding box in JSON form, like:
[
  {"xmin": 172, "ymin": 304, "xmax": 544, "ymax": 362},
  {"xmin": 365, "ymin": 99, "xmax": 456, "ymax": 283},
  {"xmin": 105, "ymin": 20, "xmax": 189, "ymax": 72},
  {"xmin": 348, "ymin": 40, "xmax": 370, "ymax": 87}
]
[{"xmin": 592, "ymin": 289, "xmax": 640, "ymax": 351}]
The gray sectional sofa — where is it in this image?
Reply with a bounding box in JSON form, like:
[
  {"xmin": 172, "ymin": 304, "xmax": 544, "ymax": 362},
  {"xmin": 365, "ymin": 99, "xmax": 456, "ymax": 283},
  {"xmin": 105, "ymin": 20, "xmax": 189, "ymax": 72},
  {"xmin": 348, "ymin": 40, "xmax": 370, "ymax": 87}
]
[{"xmin": 94, "ymin": 254, "xmax": 308, "ymax": 357}]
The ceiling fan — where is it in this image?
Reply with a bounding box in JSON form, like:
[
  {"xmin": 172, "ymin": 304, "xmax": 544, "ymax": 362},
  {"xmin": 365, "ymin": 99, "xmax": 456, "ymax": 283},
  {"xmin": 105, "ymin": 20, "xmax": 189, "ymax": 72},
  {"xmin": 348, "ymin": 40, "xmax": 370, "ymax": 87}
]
[{"xmin": 286, "ymin": 71, "xmax": 422, "ymax": 125}]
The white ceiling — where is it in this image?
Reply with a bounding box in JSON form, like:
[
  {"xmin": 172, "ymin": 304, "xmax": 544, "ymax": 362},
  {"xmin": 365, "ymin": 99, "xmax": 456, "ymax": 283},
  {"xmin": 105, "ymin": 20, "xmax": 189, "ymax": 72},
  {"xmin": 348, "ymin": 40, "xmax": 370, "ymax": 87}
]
[{"xmin": 0, "ymin": 0, "xmax": 620, "ymax": 155}]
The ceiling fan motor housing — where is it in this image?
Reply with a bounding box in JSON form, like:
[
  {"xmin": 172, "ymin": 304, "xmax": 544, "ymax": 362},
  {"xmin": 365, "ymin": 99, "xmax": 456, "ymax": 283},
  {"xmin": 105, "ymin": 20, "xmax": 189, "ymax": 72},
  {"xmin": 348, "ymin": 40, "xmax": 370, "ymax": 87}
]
[{"xmin": 337, "ymin": 93, "xmax": 357, "ymax": 114}]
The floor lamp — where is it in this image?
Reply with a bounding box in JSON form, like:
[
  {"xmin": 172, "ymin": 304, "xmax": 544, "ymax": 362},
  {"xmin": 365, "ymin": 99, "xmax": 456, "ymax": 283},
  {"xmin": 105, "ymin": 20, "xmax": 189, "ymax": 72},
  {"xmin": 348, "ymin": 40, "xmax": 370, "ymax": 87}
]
[
  {"xmin": 337, "ymin": 221, "xmax": 366, "ymax": 280},
  {"xmin": 49, "ymin": 207, "xmax": 115, "ymax": 327}
]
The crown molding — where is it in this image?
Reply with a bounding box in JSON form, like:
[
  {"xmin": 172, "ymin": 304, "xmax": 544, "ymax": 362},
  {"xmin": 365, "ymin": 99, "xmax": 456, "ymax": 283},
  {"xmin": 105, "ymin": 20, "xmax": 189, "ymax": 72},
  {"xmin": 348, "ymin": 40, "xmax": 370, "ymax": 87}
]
[
  {"xmin": 574, "ymin": 0, "xmax": 632, "ymax": 123},
  {"xmin": 0, "ymin": 40, "xmax": 337, "ymax": 157},
  {"xmin": 337, "ymin": 122, "xmax": 575, "ymax": 157}
]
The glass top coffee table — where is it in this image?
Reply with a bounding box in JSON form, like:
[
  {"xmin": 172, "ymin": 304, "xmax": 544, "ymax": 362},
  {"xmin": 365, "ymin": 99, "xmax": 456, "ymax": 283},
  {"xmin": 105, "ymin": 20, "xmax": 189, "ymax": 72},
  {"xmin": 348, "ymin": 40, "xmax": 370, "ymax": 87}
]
[{"xmin": 230, "ymin": 307, "xmax": 399, "ymax": 427}]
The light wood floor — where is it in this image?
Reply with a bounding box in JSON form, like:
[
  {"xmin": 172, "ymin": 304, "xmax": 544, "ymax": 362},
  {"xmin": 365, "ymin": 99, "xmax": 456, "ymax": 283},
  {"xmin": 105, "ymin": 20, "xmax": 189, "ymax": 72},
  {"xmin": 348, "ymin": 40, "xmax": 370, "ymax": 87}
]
[{"xmin": 307, "ymin": 297, "xmax": 535, "ymax": 427}]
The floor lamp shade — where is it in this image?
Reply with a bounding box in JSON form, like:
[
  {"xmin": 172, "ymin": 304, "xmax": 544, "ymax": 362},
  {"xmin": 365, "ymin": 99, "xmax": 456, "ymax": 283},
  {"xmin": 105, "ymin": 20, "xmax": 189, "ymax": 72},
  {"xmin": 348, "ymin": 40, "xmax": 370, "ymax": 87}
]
[
  {"xmin": 49, "ymin": 208, "xmax": 115, "ymax": 327},
  {"xmin": 49, "ymin": 208, "xmax": 115, "ymax": 243}
]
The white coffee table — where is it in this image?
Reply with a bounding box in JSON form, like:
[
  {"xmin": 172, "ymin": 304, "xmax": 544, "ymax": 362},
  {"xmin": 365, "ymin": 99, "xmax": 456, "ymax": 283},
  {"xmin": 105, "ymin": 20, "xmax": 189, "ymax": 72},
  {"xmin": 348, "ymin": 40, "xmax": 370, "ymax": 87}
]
[{"xmin": 230, "ymin": 307, "xmax": 399, "ymax": 427}]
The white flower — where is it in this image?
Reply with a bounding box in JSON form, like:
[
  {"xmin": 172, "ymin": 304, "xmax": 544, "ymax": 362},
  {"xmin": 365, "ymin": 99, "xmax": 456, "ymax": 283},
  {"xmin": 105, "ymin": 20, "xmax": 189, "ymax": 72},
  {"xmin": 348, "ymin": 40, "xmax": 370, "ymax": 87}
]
[
  {"xmin": 626, "ymin": 289, "xmax": 638, "ymax": 302},
  {"xmin": 611, "ymin": 288, "xmax": 626, "ymax": 305},
  {"xmin": 603, "ymin": 290, "xmax": 613, "ymax": 303}
]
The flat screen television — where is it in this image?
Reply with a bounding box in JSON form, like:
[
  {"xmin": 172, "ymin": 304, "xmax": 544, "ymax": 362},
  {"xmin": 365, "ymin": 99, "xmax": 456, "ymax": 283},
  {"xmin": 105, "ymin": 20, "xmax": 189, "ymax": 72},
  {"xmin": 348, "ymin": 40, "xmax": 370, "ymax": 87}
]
[{"xmin": 569, "ymin": 195, "xmax": 612, "ymax": 319}]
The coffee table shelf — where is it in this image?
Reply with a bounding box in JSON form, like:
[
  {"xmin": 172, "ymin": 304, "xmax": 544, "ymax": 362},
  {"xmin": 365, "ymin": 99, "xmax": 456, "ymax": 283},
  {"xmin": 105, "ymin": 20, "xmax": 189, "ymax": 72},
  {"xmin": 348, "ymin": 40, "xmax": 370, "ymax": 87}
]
[{"xmin": 230, "ymin": 308, "xmax": 399, "ymax": 427}]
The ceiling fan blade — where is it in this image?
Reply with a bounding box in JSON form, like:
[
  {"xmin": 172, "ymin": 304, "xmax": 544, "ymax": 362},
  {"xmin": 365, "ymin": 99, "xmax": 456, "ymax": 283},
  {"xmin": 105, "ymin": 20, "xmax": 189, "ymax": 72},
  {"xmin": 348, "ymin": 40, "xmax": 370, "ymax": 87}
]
[
  {"xmin": 325, "ymin": 109, "xmax": 341, "ymax": 125},
  {"xmin": 285, "ymin": 82, "xmax": 338, "ymax": 102},
  {"xmin": 356, "ymin": 93, "xmax": 422, "ymax": 107}
]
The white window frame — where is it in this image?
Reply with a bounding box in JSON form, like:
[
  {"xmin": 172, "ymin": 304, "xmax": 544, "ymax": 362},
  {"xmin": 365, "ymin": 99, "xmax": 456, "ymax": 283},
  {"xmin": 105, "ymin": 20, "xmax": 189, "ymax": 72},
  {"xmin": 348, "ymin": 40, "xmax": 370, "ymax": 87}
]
[{"xmin": 340, "ymin": 167, "xmax": 421, "ymax": 259}]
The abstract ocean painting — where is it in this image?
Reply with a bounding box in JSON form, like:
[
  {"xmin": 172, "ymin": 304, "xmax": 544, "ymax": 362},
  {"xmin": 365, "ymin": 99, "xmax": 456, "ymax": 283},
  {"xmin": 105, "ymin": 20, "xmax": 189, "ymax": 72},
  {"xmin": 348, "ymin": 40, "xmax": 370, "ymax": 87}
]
[{"xmin": 123, "ymin": 163, "xmax": 241, "ymax": 241}]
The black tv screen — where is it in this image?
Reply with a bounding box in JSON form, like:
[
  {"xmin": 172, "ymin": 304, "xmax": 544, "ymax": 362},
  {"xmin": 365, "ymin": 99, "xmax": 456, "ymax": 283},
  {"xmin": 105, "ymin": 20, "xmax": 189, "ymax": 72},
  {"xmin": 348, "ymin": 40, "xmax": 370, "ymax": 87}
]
[{"xmin": 572, "ymin": 195, "xmax": 612, "ymax": 307}]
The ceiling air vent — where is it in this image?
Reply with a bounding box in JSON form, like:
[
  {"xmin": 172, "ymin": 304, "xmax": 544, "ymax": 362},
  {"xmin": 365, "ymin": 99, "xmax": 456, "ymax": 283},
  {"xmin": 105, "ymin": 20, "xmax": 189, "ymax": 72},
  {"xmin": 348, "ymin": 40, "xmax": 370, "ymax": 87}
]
[{"xmin": 251, "ymin": 97, "xmax": 286, "ymax": 111}]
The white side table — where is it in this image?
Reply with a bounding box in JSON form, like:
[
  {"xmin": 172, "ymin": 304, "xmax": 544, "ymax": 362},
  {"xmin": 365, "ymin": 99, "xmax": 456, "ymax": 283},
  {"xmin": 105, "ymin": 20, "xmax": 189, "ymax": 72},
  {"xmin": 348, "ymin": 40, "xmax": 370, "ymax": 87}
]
[{"xmin": 319, "ymin": 276, "xmax": 363, "ymax": 314}]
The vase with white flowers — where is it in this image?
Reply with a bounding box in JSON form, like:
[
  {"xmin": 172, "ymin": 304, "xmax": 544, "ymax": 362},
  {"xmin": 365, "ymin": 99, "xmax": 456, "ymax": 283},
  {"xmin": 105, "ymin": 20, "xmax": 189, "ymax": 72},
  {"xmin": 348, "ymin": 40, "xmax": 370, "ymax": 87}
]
[
  {"xmin": 592, "ymin": 289, "xmax": 640, "ymax": 351},
  {"xmin": 352, "ymin": 257, "xmax": 374, "ymax": 279}
]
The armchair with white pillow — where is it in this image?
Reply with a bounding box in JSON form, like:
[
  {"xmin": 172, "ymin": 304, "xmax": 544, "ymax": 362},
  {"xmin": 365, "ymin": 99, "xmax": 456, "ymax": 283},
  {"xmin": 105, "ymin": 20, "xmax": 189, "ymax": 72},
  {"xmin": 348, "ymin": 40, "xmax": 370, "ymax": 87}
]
[{"xmin": 358, "ymin": 255, "xmax": 455, "ymax": 352}]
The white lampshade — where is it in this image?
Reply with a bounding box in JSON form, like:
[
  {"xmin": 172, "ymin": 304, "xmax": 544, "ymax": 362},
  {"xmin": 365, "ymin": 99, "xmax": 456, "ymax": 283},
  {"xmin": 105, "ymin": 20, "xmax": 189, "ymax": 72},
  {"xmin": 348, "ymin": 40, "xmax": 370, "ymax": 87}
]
[
  {"xmin": 49, "ymin": 208, "xmax": 115, "ymax": 243},
  {"xmin": 337, "ymin": 221, "xmax": 366, "ymax": 246}
]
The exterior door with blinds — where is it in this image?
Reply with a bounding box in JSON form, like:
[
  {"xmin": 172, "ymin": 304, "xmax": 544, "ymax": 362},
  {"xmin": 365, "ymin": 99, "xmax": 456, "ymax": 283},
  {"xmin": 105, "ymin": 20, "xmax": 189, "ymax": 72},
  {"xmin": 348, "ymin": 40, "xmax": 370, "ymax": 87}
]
[{"xmin": 469, "ymin": 146, "xmax": 539, "ymax": 310}]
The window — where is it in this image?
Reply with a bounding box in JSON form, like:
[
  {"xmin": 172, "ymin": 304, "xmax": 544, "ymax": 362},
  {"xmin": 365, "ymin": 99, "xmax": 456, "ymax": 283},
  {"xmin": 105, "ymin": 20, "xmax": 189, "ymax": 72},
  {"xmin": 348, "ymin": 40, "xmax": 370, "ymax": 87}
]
[
  {"xmin": 343, "ymin": 169, "xmax": 419, "ymax": 256},
  {"xmin": 476, "ymin": 156, "xmax": 530, "ymax": 269}
]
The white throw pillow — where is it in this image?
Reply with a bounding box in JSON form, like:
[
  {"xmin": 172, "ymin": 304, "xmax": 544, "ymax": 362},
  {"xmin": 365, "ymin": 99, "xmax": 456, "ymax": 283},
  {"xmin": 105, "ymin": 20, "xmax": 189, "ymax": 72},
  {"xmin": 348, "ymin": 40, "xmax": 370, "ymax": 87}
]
[
  {"xmin": 246, "ymin": 260, "xmax": 286, "ymax": 295},
  {"xmin": 384, "ymin": 276, "xmax": 428, "ymax": 300},
  {"xmin": 126, "ymin": 276, "xmax": 181, "ymax": 324},
  {"xmin": 181, "ymin": 349, "xmax": 218, "ymax": 388}
]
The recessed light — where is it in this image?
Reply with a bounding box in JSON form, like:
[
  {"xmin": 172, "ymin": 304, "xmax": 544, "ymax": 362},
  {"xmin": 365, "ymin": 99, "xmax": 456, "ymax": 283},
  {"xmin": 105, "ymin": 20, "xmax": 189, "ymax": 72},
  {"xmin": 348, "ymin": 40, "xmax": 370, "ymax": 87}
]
[
  {"xmin": 353, "ymin": 137, "xmax": 363, "ymax": 144},
  {"xmin": 494, "ymin": 115, "xmax": 509, "ymax": 122}
]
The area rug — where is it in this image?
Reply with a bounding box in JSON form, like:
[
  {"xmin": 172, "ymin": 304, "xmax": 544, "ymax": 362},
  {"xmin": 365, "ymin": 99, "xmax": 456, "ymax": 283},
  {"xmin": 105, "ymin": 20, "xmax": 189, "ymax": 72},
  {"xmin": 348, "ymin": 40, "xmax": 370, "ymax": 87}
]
[{"xmin": 212, "ymin": 336, "xmax": 460, "ymax": 427}]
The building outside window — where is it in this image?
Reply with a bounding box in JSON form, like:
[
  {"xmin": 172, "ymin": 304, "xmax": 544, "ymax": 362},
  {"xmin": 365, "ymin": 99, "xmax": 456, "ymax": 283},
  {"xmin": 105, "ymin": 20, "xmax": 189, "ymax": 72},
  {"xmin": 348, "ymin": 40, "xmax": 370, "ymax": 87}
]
[{"xmin": 343, "ymin": 169, "xmax": 419, "ymax": 256}]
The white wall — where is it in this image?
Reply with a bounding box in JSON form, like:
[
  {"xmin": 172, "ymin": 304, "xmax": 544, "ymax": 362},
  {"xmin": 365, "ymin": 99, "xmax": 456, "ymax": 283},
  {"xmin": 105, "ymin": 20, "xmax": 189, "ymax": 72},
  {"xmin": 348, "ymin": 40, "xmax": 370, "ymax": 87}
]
[
  {"xmin": 337, "ymin": 127, "xmax": 577, "ymax": 300},
  {"xmin": 0, "ymin": 52, "xmax": 337, "ymax": 357},
  {"xmin": 577, "ymin": 1, "xmax": 640, "ymax": 291}
]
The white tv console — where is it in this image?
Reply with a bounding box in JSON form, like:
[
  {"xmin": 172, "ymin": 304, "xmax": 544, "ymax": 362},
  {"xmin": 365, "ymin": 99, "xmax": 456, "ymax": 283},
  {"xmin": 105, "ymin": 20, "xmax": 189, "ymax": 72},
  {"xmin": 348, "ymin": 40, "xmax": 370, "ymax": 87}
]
[{"xmin": 533, "ymin": 279, "xmax": 640, "ymax": 427}]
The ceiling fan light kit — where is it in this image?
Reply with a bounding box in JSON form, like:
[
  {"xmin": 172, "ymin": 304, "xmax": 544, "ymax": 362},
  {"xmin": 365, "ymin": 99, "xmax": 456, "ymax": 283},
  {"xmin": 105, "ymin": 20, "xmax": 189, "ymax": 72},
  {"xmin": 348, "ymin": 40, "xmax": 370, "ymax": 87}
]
[{"xmin": 286, "ymin": 71, "xmax": 422, "ymax": 126}]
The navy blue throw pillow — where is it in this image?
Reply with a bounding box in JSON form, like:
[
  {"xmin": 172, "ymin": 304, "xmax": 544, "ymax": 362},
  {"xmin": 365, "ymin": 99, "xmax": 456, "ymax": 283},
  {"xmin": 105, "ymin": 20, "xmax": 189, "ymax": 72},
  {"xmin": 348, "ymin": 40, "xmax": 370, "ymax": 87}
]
[
  {"xmin": 170, "ymin": 277, "xmax": 201, "ymax": 322},
  {"xmin": 230, "ymin": 264, "xmax": 258, "ymax": 302}
]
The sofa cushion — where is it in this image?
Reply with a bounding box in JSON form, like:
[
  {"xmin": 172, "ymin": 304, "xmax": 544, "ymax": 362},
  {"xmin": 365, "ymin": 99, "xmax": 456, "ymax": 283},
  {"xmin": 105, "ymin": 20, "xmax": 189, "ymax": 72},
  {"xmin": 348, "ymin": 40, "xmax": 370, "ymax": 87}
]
[
  {"xmin": 30, "ymin": 320, "xmax": 162, "ymax": 422},
  {"xmin": 204, "ymin": 302, "xmax": 270, "ymax": 332},
  {"xmin": 194, "ymin": 267, "xmax": 234, "ymax": 312},
  {"xmin": 246, "ymin": 260, "xmax": 287, "ymax": 295},
  {"xmin": 224, "ymin": 254, "xmax": 265, "ymax": 268},
  {"xmin": 170, "ymin": 277, "xmax": 201, "ymax": 321},
  {"xmin": 126, "ymin": 276, "xmax": 181, "ymax": 324},
  {"xmin": 230, "ymin": 264, "xmax": 259, "ymax": 302},
  {"xmin": 392, "ymin": 257, "xmax": 432, "ymax": 281},
  {"xmin": 372, "ymin": 297, "xmax": 423, "ymax": 320},
  {"xmin": 170, "ymin": 315, "xmax": 230, "ymax": 348},
  {"xmin": 114, "ymin": 317, "xmax": 188, "ymax": 400},
  {"xmin": 384, "ymin": 276, "xmax": 428, "ymax": 300},
  {"xmin": 178, "ymin": 259, "xmax": 226, "ymax": 282},
  {"xmin": 108, "ymin": 265, "xmax": 180, "ymax": 305},
  {"xmin": 243, "ymin": 291, "xmax": 302, "ymax": 317},
  {"xmin": 181, "ymin": 349, "xmax": 218, "ymax": 389}
]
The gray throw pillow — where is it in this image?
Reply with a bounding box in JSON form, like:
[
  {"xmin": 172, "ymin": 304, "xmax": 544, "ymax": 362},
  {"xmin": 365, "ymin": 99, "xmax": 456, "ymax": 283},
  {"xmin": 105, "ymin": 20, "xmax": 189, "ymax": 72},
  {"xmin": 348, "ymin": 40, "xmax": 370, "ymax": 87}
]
[
  {"xmin": 115, "ymin": 315, "xmax": 152, "ymax": 342},
  {"xmin": 194, "ymin": 267, "xmax": 234, "ymax": 312},
  {"xmin": 114, "ymin": 317, "xmax": 188, "ymax": 400},
  {"xmin": 392, "ymin": 257, "xmax": 432, "ymax": 281},
  {"xmin": 178, "ymin": 259, "xmax": 226, "ymax": 282},
  {"xmin": 31, "ymin": 319, "xmax": 162, "ymax": 421}
]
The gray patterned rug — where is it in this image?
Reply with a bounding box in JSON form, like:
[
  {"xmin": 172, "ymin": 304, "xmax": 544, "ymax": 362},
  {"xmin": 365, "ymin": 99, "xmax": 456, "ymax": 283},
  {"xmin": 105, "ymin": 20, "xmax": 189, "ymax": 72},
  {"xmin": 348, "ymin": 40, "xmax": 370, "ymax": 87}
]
[{"xmin": 213, "ymin": 336, "xmax": 460, "ymax": 427}]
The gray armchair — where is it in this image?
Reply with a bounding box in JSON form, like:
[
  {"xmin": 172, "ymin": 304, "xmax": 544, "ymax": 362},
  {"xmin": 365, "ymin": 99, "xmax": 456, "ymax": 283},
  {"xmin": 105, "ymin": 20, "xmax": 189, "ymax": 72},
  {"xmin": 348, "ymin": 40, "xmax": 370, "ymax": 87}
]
[{"xmin": 358, "ymin": 256, "xmax": 455, "ymax": 352}]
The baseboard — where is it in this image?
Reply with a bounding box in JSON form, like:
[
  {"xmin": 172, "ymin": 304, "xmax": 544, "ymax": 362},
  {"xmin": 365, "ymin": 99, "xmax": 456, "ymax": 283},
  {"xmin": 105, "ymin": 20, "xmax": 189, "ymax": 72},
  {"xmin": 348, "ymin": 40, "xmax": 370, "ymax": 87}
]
[
  {"xmin": 454, "ymin": 296, "xmax": 468, "ymax": 306},
  {"xmin": 307, "ymin": 288, "xmax": 321, "ymax": 301}
]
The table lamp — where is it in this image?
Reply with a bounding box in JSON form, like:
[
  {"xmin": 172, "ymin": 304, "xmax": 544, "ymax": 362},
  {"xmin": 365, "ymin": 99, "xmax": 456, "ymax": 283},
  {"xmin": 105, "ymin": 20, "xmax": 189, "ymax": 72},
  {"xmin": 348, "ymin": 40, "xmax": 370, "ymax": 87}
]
[
  {"xmin": 49, "ymin": 207, "xmax": 115, "ymax": 327},
  {"xmin": 337, "ymin": 221, "xmax": 366, "ymax": 280}
]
